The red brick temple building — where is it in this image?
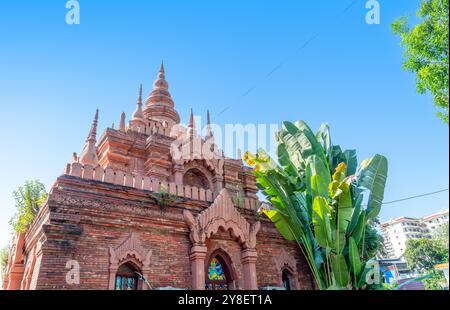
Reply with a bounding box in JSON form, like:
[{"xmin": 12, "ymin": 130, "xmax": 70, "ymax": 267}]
[{"xmin": 2, "ymin": 64, "xmax": 313, "ymax": 290}]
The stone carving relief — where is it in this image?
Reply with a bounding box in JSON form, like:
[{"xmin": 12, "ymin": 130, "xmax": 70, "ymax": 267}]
[
  {"xmin": 108, "ymin": 232, "xmax": 152, "ymax": 290},
  {"xmin": 109, "ymin": 232, "xmax": 152, "ymax": 268},
  {"xmin": 273, "ymin": 248, "xmax": 300, "ymax": 289},
  {"xmin": 183, "ymin": 189, "xmax": 260, "ymax": 249}
]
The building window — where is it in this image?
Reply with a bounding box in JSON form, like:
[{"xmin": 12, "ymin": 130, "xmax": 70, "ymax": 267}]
[
  {"xmin": 282, "ymin": 269, "xmax": 294, "ymax": 290},
  {"xmin": 115, "ymin": 262, "xmax": 139, "ymax": 290},
  {"xmin": 205, "ymin": 255, "xmax": 232, "ymax": 290}
]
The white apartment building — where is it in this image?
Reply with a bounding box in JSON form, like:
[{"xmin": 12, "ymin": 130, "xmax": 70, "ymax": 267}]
[
  {"xmin": 381, "ymin": 209, "xmax": 449, "ymax": 259},
  {"xmin": 381, "ymin": 217, "xmax": 431, "ymax": 258},
  {"xmin": 422, "ymin": 209, "xmax": 449, "ymax": 235}
]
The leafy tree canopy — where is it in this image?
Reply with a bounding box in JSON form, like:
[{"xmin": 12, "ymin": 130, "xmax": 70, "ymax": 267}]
[
  {"xmin": 391, "ymin": 0, "xmax": 449, "ymax": 123},
  {"xmin": 9, "ymin": 180, "xmax": 48, "ymax": 234},
  {"xmin": 404, "ymin": 237, "xmax": 448, "ymax": 272},
  {"xmin": 0, "ymin": 246, "xmax": 9, "ymax": 271}
]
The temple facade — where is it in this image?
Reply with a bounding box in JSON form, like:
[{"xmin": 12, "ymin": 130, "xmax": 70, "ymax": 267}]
[{"xmin": 2, "ymin": 63, "xmax": 313, "ymax": 290}]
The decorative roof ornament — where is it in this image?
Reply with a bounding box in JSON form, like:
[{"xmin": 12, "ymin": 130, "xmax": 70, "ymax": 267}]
[
  {"xmin": 206, "ymin": 110, "xmax": 213, "ymax": 138},
  {"xmin": 119, "ymin": 112, "xmax": 126, "ymax": 131},
  {"xmin": 143, "ymin": 62, "xmax": 180, "ymax": 127},
  {"xmin": 189, "ymin": 108, "xmax": 195, "ymax": 129},
  {"xmin": 144, "ymin": 61, "xmax": 173, "ymax": 107},
  {"xmin": 79, "ymin": 109, "xmax": 99, "ymax": 166},
  {"xmin": 132, "ymin": 83, "xmax": 145, "ymax": 121}
]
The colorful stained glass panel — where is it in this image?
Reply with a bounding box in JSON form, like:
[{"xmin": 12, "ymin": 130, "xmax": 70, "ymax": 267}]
[{"xmin": 208, "ymin": 257, "xmax": 226, "ymax": 281}]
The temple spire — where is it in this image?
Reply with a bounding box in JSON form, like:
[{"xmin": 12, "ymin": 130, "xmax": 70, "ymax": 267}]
[
  {"xmin": 87, "ymin": 109, "xmax": 99, "ymax": 142},
  {"xmin": 132, "ymin": 83, "xmax": 144, "ymax": 121},
  {"xmin": 188, "ymin": 108, "xmax": 195, "ymax": 129},
  {"xmin": 138, "ymin": 82, "xmax": 143, "ymax": 103},
  {"xmin": 206, "ymin": 110, "xmax": 212, "ymax": 137},
  {"xmin": 159, "ymin": 60, "xmax": 165, "ymax": 75},
  {"xmin": 143, "ymin": 62, "xmax": 180, "ymax": 127},
  {"xmin": 119, "ymin": 112, "xmax": 126, "ymax": 131},
  {"xmin": 79, "ymin": 109, "xmax": 99, "ymax": 166}
]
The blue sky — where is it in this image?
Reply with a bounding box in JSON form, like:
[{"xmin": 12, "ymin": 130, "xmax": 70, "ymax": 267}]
[{"xmin": 0, "ymin": 0, "xmax": 448, "ymax": 248}]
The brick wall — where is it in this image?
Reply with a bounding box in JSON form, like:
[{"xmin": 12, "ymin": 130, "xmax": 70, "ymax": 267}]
[{"xmin": 18, "ymin": 175, "xmax": 313, "ymax": 290}]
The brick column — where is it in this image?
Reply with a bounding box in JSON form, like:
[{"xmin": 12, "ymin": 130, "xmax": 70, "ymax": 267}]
[
  {"xmin": 189, "ymin": 245, "xmax": 207, "ymax": 290},
  {"xmin": 173, "ymin": 164, "xmax": 184, "ymax": 185},
  {"xmin": 213, "ymin": 175, "xmax": 223, "ymax": 194},
  {"xmin": 108, "ymin": 264, "xmax": 119, "ymax": 290},
  {"xmin": 7, "ymin": 264, "xmax": 25, "ymax": 290},
  {"xmin": 241, "ymin": 249, "xmax": 258, "ymax": 290}
]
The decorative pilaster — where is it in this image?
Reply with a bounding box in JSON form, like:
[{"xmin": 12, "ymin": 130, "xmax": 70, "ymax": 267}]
[
  {"xmin": 241, "ymin": 249, "xmax": 258, "ymax": 290},
  {"xmin": 173, "ymin": 164, "xmax": 184, "ymax": 185},
  {"xmin": 189, "ymin": 245, "xmax": 207, "ymax": 290},
  {"xmin": 213, "ymin": 174, "xmax": 224, "ymax": 193}
]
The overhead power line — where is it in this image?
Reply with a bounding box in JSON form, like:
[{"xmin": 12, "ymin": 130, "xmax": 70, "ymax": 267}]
[{"xmin": 382, "ymin": 188, "xmax": 449, "ymax": 205}]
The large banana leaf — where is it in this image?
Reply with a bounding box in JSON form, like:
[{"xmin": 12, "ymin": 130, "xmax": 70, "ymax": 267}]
[
  {"xmin": 336, "ymin": 182, "xmax": 353, "ymax": 253},
  {"xmin": 312, "ymin": 197, "xmax": 332, "ymax": 248},
  {"xmin": 328, "ymin": 145, "xmax": 345, "ymax": 174},
  {"xmin": 343, "ymin": 149, "xmax": 357, "ymax": 176},
  {"xmin": 351, "ymin": 211, "xmax": 366, "ymax": 246},
  {"xmin": 245, "ymin": 121, "xmax": 388, "ymax": 291},
  {"xmin": 265, "ymin": 209, "xmax": 295, "ymax": 240},
  {"xmin": 277, "ymin": 142, "xmax": 304, "ymax": 187},
  {"xmin": 357, "ymin": 154, "xmax": 388, "ymax": 220},
  {"xmin": 283, "ymin": 121, "xmax": 329, "ymax": 169},
  {"xmin": 307, "ymin": 155, "xmax": 331, "ymax": 198},
  {"xmin": 331, "ymin": 254, "xmax": 350, "ymax": 288},
  {"xmin": 348, "ymin": 237, "xmax": 362, "ymax": 284},
  {"xmin": 315, "ymin": 123, "xmax": 331, "ymax": 156}
]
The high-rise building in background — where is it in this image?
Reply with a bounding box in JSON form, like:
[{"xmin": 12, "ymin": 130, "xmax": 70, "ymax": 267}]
[
  {"xmin": 381, "ymin": 209, "xmax": 449, "ymax": 259},
  {"xmin": 422, "ymin": 209, "xmax": 449, "ymax": 236}
]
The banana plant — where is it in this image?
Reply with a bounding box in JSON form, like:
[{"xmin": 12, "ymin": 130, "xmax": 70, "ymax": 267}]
[{"xmin": 244, "ymin": 120, "xmax": 388, "ymax": 289}]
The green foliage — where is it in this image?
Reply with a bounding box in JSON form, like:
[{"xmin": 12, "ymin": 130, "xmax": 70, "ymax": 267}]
[
  {"xmin": 436, "ymin": 222, "xmax": 449, "ymax": 249},
  {"xmin": 0, "ymin": 246, "xmax": 9, "ymax": 271},
  {"xmin": 391, "ymin": 0, "xmax": 449, "ymax": 123},
  {"xmin": 368, "ymin": 281, "xmax": 396, "ymax": 290},
  {"xmin": 149, "ymin": 185, "xmax": 184, "ymax": 214},
  {"xmin": 363, "ymin": 218, "xmax": 386, "ymax": 261},
  {"xmin": 423, "ymin": 269, "xmax": 446, "ymax": 290},
  {"xmin": 244, "ymin": 121, "xmax": 388, "ymax": 289},
  {"xmin": 404, "ymin": 237, "xmax": 448, "ymax": 271},
  {"xmin": 405, "ymin": 230, "xmax": 449, "ymax": 290},
  {"xmin": 9, "ymin": 180, "xmax": 48, "ymax": 234}
]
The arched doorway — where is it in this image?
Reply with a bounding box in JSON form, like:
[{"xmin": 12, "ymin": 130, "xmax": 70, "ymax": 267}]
[
  {"xmin": 205, "ymin": 251, "xmax": 235, "ymax": 290},
  {"xmin": 281, "ymin": 268, "xmax": 294, "ymax": 290},
  {"xmin": 114, "ymin": 261, "xmax": 140, "ymax": 290},
  {"xmin": 183, "ymin": 168, "xmax": 211, "ymax": 190}
]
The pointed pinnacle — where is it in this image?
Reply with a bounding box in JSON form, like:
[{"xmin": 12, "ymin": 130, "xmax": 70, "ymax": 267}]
[
  {"xmin": 137, "ymin": 82, "xmax": 143, "ymax": 104},
  {"xmin": 87, "ymin": 109, "xmax": 99, "ymax": 142},
  {"xmin": 119, "ymin": 112, "xmax": 126, "ymax": 131},
  {"xmin": 189, "ymin": 108, "xmax": 195, "ymax": 128}
]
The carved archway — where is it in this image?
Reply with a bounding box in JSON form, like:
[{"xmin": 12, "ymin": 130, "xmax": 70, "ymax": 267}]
[
  {"xmin": 205, "ymin": 249, "xmax": 237, "ymax": 290},
  {"xmin": 183, "ymin": 189, "xmax": 260, "ymax": 290},
  {"xmin": 183, "ymin": 189, "xmax": 260, "ymax": 248},
  {"xmin": 108, "ymin": 232, "xmax": 152, "ymax": 290},
  {"xmin": 114, "ymin": 260, "xmax": 141, "ymax": 290},
  {"xmin": 183, "ymin": 168, "xmax": 212, "ymax": 190},
  {"xmin": 274, "ymin": 249, "xmax": 300, "ymax": 290}
]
